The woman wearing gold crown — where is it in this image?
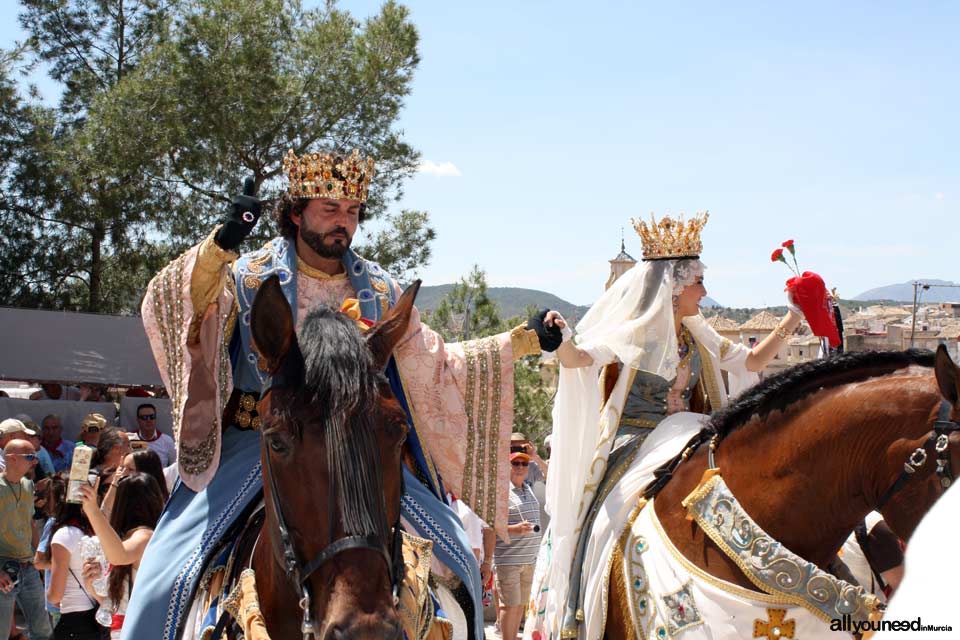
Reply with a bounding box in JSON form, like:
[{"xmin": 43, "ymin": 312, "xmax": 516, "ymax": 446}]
[{"xmin": 526, "ymin": 212, "xmax": 806, "ymax": 640}]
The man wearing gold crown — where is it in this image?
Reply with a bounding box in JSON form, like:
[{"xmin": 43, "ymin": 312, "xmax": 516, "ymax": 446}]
[
  {"xmin": 123, "ymin": 150, "xmax": 563, "ymax": 640},
  {"xmin": 526, "ymin": 213, "xmax": 811, "ymax": 639}
]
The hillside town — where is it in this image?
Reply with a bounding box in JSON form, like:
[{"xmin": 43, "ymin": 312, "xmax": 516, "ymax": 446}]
[{"xmin": 607, "ymin": 239, "xmax": 960, "ymax": 378}]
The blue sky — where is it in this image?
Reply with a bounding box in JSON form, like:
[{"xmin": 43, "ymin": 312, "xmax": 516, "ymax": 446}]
[{"xmin": 4, "ymin": 1, "xmax": 957, "ymax": 307}]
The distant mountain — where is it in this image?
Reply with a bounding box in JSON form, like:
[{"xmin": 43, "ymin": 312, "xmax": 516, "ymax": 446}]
[
  {"xmin": 417, "ymin": 285, "xmax": 720, "ymax": 321},
  {"xmin": 853, "ymin": 280, "xmax": 960, "ymax": 303}
]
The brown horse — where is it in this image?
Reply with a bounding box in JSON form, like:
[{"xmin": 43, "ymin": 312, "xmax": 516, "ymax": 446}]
[
  {"xmin": 606, "ymin": 346, "xmax": 960, "ymax": 637},
  {"xmin": 239, "ymin": 275, "xmax": 417, "ymax": 640}
]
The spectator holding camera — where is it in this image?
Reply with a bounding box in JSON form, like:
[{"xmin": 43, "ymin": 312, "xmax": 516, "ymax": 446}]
[
  {"xmin": 77, "ymin": 473, "xmax": 164, "ymax": 639},
  {"xmin": 47, "ymin": 497, "xmax": 103, "ymax": 639},
  {"xmin": 494, "ymin": 448, "xmax": 543, "ymax": 640},
  {"xmin": 509, "ymin": 432, "xmax": 548, "ymax": 485},
  {"xmin": 1, "ymin": 437, "xmax": 54, "ymax": 640}
]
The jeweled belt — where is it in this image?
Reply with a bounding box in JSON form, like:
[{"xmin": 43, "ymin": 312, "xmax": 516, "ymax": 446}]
[{"xmin": 682, "ymin": 470, "xmax": 881, "ymax": 625}]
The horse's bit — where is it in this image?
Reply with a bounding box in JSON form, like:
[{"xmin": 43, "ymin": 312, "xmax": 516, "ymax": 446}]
[
  {"xmin": 876, "ymin": 400, "xmax": 960, "ymax": 509},
  {"xmin": 263, "ymin": 448, "xmax": 405, "ymax": 640}
]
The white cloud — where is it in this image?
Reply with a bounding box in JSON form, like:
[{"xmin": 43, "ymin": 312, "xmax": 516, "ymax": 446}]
[
  {"xmin": 935, "ymin": 192, "xmax": 945, "ymax": 200},
  {"xmin": 417, "ymin": 160, "xmax": 462, "ymax": 177}
]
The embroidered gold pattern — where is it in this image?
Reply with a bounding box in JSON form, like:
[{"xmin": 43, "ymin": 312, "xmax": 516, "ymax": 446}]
[
  {"xmin": 486, "ymin": 337, "xmax": 502, "ymax": 522},
  {"xmin": 296, "ymin": 254, "xmax": 348, "ymax": 280},
  {"xmin": 152, "ymin": 256, "xmax": 187, "ymax": 443},
  {"xmin": 246, "ymin": 251, "xmax": 270, "ymax": 275},
  {"xmin": 371, "ymin": 277, "xmax": 389, "ymax": 294},
  {"xmin": 719, "ymin": 337, "xmax": 733, "ymax": 359},
  {"xmin": 696, "ymin": 339, "xmax": 724, "ymax": 411},
  {"xmin": 460, "ymin": 342, "xmax": 478, "ymax": 508},
  {"xmin": 474, "ymin": 340, "xmax": 490, "ymax": 519}
]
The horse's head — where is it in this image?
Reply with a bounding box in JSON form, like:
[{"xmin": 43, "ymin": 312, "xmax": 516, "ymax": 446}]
[
  {"xmin": 250, "ymin": 275, "xmax": 417, "ymax": 640},
  {"xmin": 877, "ymin": 345, "xmax": 960, "ymax": 541}
]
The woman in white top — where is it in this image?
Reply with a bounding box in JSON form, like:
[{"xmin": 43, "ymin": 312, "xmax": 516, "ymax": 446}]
[
  {"xmin": 78, "ymin": 469, "xmax": 164, "ymax": 639},
  {"xmin": 47, "ymin": 500, "xmax": 106, "ymax": 640}
]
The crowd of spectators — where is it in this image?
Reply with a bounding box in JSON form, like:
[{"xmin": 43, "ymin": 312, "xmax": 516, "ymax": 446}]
[{"xmin": 0, "ymin": 392, "xmax": 172, "ymax": 640}]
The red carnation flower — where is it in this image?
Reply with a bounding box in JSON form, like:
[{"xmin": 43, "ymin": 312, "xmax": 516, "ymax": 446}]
[
  {"xmin": 771, "ymin": 248, "xmax": 785, "ymax": 263},
  {"xmin": 782, "ymin": 239, "xmax": 794, "ymax": 248}
]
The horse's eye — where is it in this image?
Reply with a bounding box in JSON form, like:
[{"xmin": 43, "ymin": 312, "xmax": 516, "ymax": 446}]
[{"xmin": 266, "ymin": 433, "xmax": 291, "ymax": 455}]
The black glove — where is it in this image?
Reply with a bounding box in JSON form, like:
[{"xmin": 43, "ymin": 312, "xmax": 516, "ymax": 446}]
[
  {"xmin": 214, "ymin": 176, "xmax": 263, "ymax": 251},
  {"xmin": 527, "ymin": 308, "xmax": 563, "ymax": 353}
]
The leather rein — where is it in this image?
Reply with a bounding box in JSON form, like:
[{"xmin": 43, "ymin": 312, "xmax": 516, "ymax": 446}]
[{"xmin": 875, "ymin": 400, "xmax": 960, "ymax": 509}]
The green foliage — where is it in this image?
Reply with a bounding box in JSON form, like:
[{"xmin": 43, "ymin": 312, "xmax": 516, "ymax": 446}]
[
  {"xmin": 2, "ymin": 0, "xmax": 429, "ymax": 313},
  {"xmin": 354, "ymin": 209, "xmax": 436, "ymax": 284},
  {"xmin": 425, "ymin": 265, "xmax": 505, "ymax": 342}
]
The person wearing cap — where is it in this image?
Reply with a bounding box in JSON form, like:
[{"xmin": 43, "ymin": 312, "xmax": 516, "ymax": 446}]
[
  {"xmin": 13, "ymin": 415, "xmax": 55, "ymax": 479},
  {"xmin": 77, "ymin": 413, "xmax": 108, "ymax": 449},
  {"xmin": 510, "ymin": 432, "xmax": 549, "ymax": 486},
  {"xmin": 0, "ymin": 419, "xmax": 38, "ymax": 474},
  {"xmin": 494, "ymin": 449, "xmax": 542, "ymax": 640},
  {"xmin": 0, "ymin": 437, "xmax": 54, "ymax": 640}
]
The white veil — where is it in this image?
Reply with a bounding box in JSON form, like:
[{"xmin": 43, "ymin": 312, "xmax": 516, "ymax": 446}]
[{"xmin": 534, "ymin": 258, "xmax": 704, "ymax": 637}]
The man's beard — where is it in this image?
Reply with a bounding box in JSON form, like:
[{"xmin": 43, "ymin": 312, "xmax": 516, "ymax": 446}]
[{"xmin": 299, "ymin": 222, "xmax": 352, "ymax": 259}]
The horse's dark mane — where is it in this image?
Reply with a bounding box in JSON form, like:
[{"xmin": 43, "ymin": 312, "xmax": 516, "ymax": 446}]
[
  {"xmin": 289, "ymin": 305, "xmax": 389, "ymax": 540},
  {"xmin": 709, "ymin": 349, "xmax": 935, "ymax": 438}
]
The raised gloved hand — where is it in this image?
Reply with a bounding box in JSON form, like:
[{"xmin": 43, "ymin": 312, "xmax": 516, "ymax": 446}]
[
  {"xmin": 214, "ymin": 176, "xmax": 263, "ymax": 251},
  {"xmin": 527, "ymin": 308, "xmax": 565, "ymax": 353}
]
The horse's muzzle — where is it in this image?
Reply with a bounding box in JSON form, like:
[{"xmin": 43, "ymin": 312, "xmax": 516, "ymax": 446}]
[{"xmin": 323, "ymin": 615, "xmax": 402, "ymax": 640}]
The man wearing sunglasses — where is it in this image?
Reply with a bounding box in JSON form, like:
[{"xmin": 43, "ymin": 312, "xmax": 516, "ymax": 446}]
[
  {"xmin": 0, "ymin": 419, "xmax": 38, "ymax": 474},
  {"xmin": 494, "ymin": 449, "xmax": 543, "ymax": 640},
  {"xmin": 0, "ymin": 438, "xmax": 54, "ymax": 640},
  {"xmin": 133, "ymin": 403, "xmax": 176, "ymax": 467}
]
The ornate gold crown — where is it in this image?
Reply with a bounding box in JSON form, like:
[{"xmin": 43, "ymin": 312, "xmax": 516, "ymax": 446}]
[
  {"xmin": 631, "ymin": 211, "xmax": 709, "ymax": 260},
  {"xmin": 282, "ymin": 149, "xmax": 375, "ymax": 201}
]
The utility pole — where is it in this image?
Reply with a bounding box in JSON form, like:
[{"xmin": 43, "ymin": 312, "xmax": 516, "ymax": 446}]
[{"xmin": 910, "ymin": 281, "xmax": 919, "ymax": 349}]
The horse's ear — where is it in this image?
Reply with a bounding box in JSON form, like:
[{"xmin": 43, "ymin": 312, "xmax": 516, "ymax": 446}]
[
  {"xmin": 367, "ymin": 280, "xmax": 421, "ymax": 371},
  {"xmin": 934, "ymin": 344, "xmax": 959, "ymax": 406},
  {"xmin": 251, "ymin": 275, "xmax": 296, "ymax": 374}
]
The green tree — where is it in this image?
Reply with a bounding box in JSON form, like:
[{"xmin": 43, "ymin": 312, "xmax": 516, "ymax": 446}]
[
  {"xmin": 425, "ymin": 267, "xmax": 556, "ymax": 448},
  {"xmin": 3, "ymin": 0, "xmax": 433, "ymax": 312},
  {"xmin": 3, "ymin": 0, "xmax": 178, "ymax": 312},
  {"xmin": 426, "ymin": 265, "xmax": 505, "ymax": 341},
  {"xmin": 86, "ymin": 0, "xmax": 429, "ymax": 256}
]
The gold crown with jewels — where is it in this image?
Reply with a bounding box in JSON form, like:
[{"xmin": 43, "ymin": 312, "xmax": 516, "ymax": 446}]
[
  {"xmin": 282, "ymin": 149, "xmax": 375, "ymax": 201},
  {"xmin": 631, "ymin": 211, "xmax": 709, "ymax": 260}
]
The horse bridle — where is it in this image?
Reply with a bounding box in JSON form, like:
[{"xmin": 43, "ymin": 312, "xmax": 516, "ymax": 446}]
[
  {"xmin": 875, "ymin": 400, "xmax": 960, "ymax": 509},
  {"xmin": 262, "ymin": 428, "xmax": 406, "ymax": 640}
]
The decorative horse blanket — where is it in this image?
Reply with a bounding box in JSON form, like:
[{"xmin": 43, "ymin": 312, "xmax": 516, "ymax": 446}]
[{"xmin": 558, "ymin": 413, "xmax": 878, "ymax": 639}]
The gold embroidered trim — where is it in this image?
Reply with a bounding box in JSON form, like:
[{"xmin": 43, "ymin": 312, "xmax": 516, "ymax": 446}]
[
  {"xmin": 296, "ymin": 254, "xmax": 347, "ymax": 280},
  {"xmin": 620, "ymin": 417, "xmax": 658, "ymax": 428},
  {"xmin": 371, "ymin": 276, "xmax": 389, "ymax": 294},
  {"xmin": 696, "ymin": 338, "xmax": 725, "ymax": 411},
  {"xmin": 719, "ymin": 337, "xmax": 733, "ymax": 359},
  {"xmin": 461, "ymin": 342, "xmax": 478, "ymax": 509},
  {"xmin": 486, "ymin": 337, "xmax": 503, "ymax": 522},
  {"xmin": 246, "ymin": 249, "xmax": 271, "ymax": 275},
  {"xmin": 475, "ymin": 340, "xmax": 490, "ymax": 520},
  {"xmin": 600, "ymin": 498, "xmax": 647, "ymax": 639},
  {"xmin": 152, "ymin": 255, "xmax": 187, "ymax": 443}
]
